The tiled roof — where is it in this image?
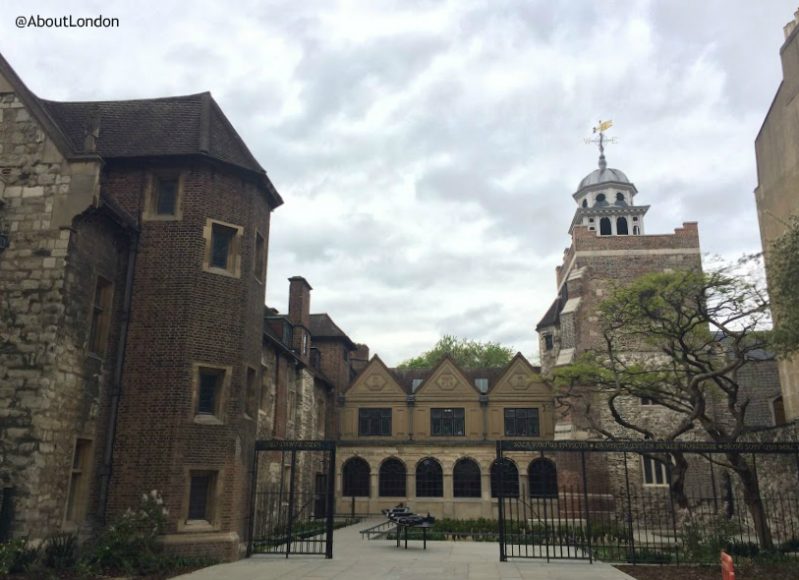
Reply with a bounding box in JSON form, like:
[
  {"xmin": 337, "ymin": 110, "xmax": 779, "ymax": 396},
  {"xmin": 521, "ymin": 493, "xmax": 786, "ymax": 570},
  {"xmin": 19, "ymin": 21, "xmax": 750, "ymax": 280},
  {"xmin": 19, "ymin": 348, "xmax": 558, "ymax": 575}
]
[
  {"xmin": 389, "ymin": 366, "xmax": 506, "ymax": 394},
  {"xmin": 41, "ymin": 92, "xmax": 263, "ymax": 174},
  {"xmin": 536, "ymin": 298, "xmax": 562, "ymax": 331},
  {"xmin": 309, "ymin": 313, "xmax": 355, "ymax": 348}
]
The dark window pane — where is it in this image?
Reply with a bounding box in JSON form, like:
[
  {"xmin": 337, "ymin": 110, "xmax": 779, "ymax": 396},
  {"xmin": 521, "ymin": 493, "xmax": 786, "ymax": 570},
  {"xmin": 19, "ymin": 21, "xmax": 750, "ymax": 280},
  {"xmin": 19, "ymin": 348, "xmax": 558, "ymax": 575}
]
[
  {"xmin": 211, "ymin": 224, "xmax": 235, "ymax": 269},
  {"xmin": 453, "ymin": 459, "xmax": 481, "ymax": 498},
  {"xmin": 188, "ymin": 475, "xmax": 210, "ymax": 519},
  {"xmin": 156, "ymin": 179, "xmax": 177, "ymax": 215},
  {"xmin": 342, "ymin": 457, "xmax": 370, "ymax": 497},
  {"xmin": 491, "ymin": 458, "xmax": 519, "ymax": 498},
  {"xmin": 358, "ymin": 408, "xmax": 391, "ymax": 436},
  {"xmin": 504, "ymin": 408, "xmax": 539, "ymax": 436},
  {"xmin": 379, "ymin": 459, "xmax": 406, "ymax": 497},
  {"xmin": 198, "ymin": 372, "xmax": 218, "ymax": 414},
  {"xmin": 416, "ymin": 458, "xmax": 442, "ymax": 497},
  {"xmin": 431, "ymin": 408, "xmax": 465, "ymax": 437},
  {"xmin": 529, "ymin": 459, "xmax": 558, "ymax": 498}
]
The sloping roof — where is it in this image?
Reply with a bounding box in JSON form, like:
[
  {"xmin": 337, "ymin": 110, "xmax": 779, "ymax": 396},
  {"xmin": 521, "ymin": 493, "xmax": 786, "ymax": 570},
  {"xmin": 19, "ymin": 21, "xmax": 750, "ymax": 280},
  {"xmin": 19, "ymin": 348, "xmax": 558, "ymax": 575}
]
[
  {"xmin": 389, "ymin": 366, "xmax": 506, "ymax": 394},
  {"xmin": 536, "ymin": 297, "xmax": 562, "ymax": 331},
  {"xmin": 41, "ymin": 93, "xmax": 263, "ymax": 175},
  {"xmin": 309, "ymin": 313, "xmax": 355, "ymax": 349}
]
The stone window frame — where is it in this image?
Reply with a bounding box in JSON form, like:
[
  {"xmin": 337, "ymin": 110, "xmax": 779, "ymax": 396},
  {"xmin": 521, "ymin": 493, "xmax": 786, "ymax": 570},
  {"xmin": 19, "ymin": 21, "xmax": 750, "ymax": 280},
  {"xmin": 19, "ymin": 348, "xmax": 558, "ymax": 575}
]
[
  {"xmin": 202, "ymin": 218, "xmax": 244, "ymax": 278},
  {"xmin": 641, "ymin": 455, "xmax": 671, "ymax": 487},
  {"xmin": 64, "ymin": 437, "xmax": 93, "ymax": 528},
  {"xmin": 88, "ymin": 276, "xmax": 114, "ymax": 358},
  {"xmin": 342, "ymin": 457, "xmax": 371, "ymax": 497},
  {"xmin": 191, "ymin": 363, "xmax": 232, "ymax": 425},
  {"xmin": 142, "ymin": 170, "xmax": 184, "ymax": 221},
  {"xmin": 253, "ymin": 229, "xmax": 266, "ymax": 284},
  {"xmin": 503, "ymin": 408, "xmax": 540, "ymax": 437},
  {"xmin": 358, "ymin": 408, "xmax": 392, "ymax": 436},
  {"xmin": 178, "ymin": 467, "xmax": 223, "ymax": 532},
  {"xmin": 244, "ymin": 365, "xmax": 258, "ymax": 420},
  {"xmin": 430, "ymin": 407, "xmax": 466, "ymax": 436}
]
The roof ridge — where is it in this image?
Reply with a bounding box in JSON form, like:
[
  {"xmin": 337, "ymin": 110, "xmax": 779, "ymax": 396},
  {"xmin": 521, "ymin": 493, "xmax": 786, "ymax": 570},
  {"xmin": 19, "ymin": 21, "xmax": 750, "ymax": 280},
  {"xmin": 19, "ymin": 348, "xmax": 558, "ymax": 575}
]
[{"xmin": 39, "ymin": 91, "xmax": 211, "ymax": 106}]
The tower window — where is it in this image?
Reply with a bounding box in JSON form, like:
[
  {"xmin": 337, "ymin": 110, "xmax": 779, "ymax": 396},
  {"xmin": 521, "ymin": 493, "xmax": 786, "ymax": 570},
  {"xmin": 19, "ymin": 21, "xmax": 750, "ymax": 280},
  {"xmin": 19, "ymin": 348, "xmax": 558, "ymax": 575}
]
[
  {"xmin": 588, "ymin": 218, "xmax": 594, "ymax": 223},
  {"xmin": 544, "ymin": 334, "xmax": 554, "ymax": 351},
  {"xmin": 596, "ymin": 193, "xmax": 606, "ymax": 202},
  {"xmin": 617, "ymin": 217, "xmax": 629, "ymax": 235},
  {"xmin": 632, "ymin": 216, "xmax": 638, "ymax": 221},
  {"xmin": 633, "ymin": 226, "xmax": 640, "ymax": 235},
  {"xmin": 581, "ymin": 199, "xmax": 587, "ymax": 208},
  {"xmin": 616, "ymin": 192, "xmax": 624, "ymax": 201},
  {"xmin": 599, "ymin": 217, "xmax": 612, "ymax": 235}
]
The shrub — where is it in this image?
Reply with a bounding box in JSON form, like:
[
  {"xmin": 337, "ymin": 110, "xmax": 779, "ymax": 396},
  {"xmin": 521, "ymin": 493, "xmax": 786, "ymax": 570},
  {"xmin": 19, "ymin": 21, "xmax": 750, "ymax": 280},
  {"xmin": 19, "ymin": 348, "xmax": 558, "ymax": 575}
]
[
  {"xmin": 0, "ymin": 537, "xmax": 40, "ymax": 575},
  {"xmin": 90, "ymin": 489, "xmax": 168, "ymax": 575},
  {"xmin": 43, "ymin": 532, "xmax": 78, "ymax": 570}
]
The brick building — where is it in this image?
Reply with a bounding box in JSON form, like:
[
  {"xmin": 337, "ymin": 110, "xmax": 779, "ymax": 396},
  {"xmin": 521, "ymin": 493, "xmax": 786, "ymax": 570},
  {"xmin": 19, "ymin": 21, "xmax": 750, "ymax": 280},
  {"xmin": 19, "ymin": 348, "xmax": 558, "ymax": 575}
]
[{"xmin": 755, "ymin": 8, "xmax": 799, "ymax": 423}]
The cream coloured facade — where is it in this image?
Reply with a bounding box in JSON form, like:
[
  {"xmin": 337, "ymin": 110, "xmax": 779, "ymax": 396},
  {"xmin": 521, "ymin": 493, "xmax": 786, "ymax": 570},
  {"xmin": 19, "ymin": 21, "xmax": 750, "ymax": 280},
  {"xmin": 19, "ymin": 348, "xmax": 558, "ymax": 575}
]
[{"xmin": 335, "ymin": 354, "xmax": 556, "ymax": 518}]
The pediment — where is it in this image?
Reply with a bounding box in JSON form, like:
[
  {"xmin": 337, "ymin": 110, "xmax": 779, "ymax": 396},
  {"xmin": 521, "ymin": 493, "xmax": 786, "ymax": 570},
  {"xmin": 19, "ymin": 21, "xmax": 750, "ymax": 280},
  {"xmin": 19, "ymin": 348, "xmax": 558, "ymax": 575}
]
[
  {"xmin": 490, "ymin": 353, "xmax": 550, "ymax": 397},
  {"xmin": 345, "ymin": 355, "xmax": 405, "ymax": 399},
  {"xmin": 414, "ymin": 357, "xmax": 480, "ymax": 399}
]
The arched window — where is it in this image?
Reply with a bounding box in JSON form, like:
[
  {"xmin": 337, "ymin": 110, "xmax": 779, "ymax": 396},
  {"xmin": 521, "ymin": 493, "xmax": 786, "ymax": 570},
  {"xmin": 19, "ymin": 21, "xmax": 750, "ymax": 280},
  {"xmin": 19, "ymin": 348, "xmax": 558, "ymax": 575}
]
[
  {"xmin": 416, "ymin": 458, "xmax": 443, "ymax": 497},
  {"xmin": 342, "ymin": 457, "xmax": 370, "ymax": 497},
  {"xmin": 581, "ymin": 199, "xmax": 588, "ymax": 208},
  {"xmin": 616, "ymin": 192, "xmax": 625, "ymax": 201},
  {"xmin": 453, "ymin": 458, "xmax": 481, "ymax": 498},
  {"xmin": 595, "ymin": 193, "xmax": 606, "ymax": 205},
  {"xmin": 616, "ymin": 217, "xmax": 629, "ymax": 235},
  {"xmin": 379, "ymin": 458, "xmax": 407, "ymax": 497},
  {"xmin": 599, "ymin": 217, "xmax": 612, "ymax": 236},
  {"xmin": 633, "ymin": 225, "xmax": 640, "ymax": 235},
  {"xmin": 490, "ymin": 458, "xmax": 519, "ymax": 498},
  {"xmin": 529, "ymin": 459, "xmax": 558, "ymax": 498}
]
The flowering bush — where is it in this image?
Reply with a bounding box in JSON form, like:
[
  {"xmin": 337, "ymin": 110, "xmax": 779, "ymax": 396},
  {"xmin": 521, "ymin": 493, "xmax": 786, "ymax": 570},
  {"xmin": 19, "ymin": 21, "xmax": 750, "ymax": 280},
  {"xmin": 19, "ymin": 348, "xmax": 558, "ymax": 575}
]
[{"xmin": 91, "ymin": 489, "xmax": 169, "ymax": 574}]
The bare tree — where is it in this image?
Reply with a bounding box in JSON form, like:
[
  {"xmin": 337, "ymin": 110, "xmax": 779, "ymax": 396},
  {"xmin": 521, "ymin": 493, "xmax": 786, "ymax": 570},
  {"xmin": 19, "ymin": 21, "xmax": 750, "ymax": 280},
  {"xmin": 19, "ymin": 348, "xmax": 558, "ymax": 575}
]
[{"xmin": 554, "ymin": 262, "xmax": 775, "ymax": 548}]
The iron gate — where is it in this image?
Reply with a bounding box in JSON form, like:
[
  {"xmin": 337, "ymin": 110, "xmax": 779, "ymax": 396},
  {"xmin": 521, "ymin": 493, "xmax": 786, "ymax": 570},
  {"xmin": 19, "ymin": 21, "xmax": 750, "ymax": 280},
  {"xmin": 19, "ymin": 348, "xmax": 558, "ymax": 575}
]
[
  {"xmin": 248, "ymin": 440, "xmax": 336, "ymax": 558},
  {"xmin": 496, "ymin": 439, "xmax": 799, "ymax": 564}
]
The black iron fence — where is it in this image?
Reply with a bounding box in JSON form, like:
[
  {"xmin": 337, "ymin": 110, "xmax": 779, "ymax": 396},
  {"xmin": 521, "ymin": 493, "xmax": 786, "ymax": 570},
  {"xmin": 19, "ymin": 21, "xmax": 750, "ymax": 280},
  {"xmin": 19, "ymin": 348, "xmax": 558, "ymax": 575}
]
[{"xmin": 497, "ymin": 439, "xmax": 799, "ymax": 564}]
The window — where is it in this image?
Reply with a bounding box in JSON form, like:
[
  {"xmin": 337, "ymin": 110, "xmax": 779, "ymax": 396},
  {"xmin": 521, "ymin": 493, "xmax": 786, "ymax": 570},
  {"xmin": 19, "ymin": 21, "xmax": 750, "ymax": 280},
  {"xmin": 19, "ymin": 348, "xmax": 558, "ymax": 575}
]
[
  {"xmin": 595, "ymin": 193, "xmax": 607, "ymax": 204},
  {"xmin": 203, "ymin": 219, "xmax": 243, "ymax": 277},
  {"xmin": 416, "ymin": 458, "xmax": 443, "ymax": 497},
  {"xmin": 89, "ymin": 277, "xmax": 113, "ymax": 356},
  {"xmin": 544, "ymin": 334, "xmax": 554, "ymax": 351},
  {"xmin": 411, "ymin": 379, "xmax": 423, "ymax": 391},
  {"xmin": 282, "ymin": 322, "xmax": 293, "ymax": 346},
  {"xmin": 453, "ymin": 458, "xmax": 481, "ymax": 498},
  {"xmin": 342, "ymin": 457, "xmax": 370, "ymax": 497},
  {"xmin": 379, "ymin": 458, "xmax": 407, "ymax": 497},
  {"xmin": 211, "ymin": 224, "xmax": 236, "ymax": 269},
  {"xmin": 302, "ymin": 333, "xmax": 308, "ymax": 355},
  {"xmin": 633, "ymin": 226, "xmax": 640, "ymax": 235},
  {"xmin": 588, "ymin": 217, "xmax": 595, "ymax": 223},
  {"xmin": 358, "ymin": 408, "xmax": 391, "ymax": 436},
  {"xmin": 617, "ymin": 216, "xmax": 629, "ymax": 235},
  {"xmin": 431, "ymin": 408, "xmax": 465, "ymax": 436},
  {"xmin": 474, "ymin": 378, "xmax": 489, "ymax": 392},
  {"xmin": 155, "ymin": 177, "xmax": 178, "ymax": 215},
  {"xmin": 66, "ymin": 439, "xmax": 92, "ymax": 523},
  {"xmin": 504, "ymin": 408, "xmax": 540, "ymax": 437},
  {"xmin": 245, "ymin": 367, "xmax": 257, "ymax": 418},
  {"xmin": 599, "ymin": 217, "xmax": 612, "ymax": 236},
  {"xmin": 529, "ymin": 459, "xmax": 558, "ymax": 498},
  {"xmin": 632, "ymin": 216, "xmax": 638, "ymax": 221},
  {"xmin": 195, "ymin": 366, "xmax": 227, "ymax": 420},
  {"xmin": 581, "ymin": 199, "xmax": 587, "ymax": 208},
  {"xmin": 254, "ymin": 232, "xmax": 266, "ymax": 281},
  {"xmin": 144, "ymin": 172, "xmax": 183, "ymax": 220},
  {"xmin": 197, "ymin": 368, "xmax": 224, "ymax": 415},
  {"xmin": 187, "ymin": 471, "xmax": 217, "ymax": 521},
  {"xmin": 642, "ymin": 456, "xmax": 671, "ymax": 486},
  {"xmin": 616, "ymin": 192, "xmax": 625, "ymax": 202},
  {"xmin": 490, "ymin": 458, "xmax": 519, "ymax": 498},
  {"xmin": 773, "ymin": 396, "xmax": 786, "ymax": 426}
]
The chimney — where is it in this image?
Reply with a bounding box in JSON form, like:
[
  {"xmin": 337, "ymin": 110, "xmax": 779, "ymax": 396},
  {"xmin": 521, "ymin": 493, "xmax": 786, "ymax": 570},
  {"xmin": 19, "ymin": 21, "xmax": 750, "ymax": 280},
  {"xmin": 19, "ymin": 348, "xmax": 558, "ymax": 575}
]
[
  {"xmin": 350, "ymin": 343, "xmax": 370, "ymax": 374},
  {"xmin": 785, "ymin": 9, "xmax": 799, "ymax": 39},
  {"xmin": 288, "ymin": 276, "xmax": 312, "ymax": 360}
]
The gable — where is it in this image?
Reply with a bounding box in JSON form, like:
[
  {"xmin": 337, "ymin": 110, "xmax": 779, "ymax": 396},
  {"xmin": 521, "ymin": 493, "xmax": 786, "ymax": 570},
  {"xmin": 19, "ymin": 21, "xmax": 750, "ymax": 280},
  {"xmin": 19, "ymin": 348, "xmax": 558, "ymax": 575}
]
[
  {"xmin": 490, "ymin": 354, "xmax": 550, "ymax": 399},
  {"xmin": 345, "ymin": 357, "xmax": 405, "ymax": 400},
  {"xmin": 414, "ymin": 358, "xmax": 480, "ymax": 400}
]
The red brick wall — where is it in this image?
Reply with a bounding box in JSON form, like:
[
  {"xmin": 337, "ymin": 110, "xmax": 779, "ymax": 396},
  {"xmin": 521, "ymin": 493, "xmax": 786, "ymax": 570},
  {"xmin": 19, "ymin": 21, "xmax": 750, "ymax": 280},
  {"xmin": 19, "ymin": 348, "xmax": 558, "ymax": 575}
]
[{"xmin": 102, "ymin": 160, "xmax": 273, "ymax": 556}]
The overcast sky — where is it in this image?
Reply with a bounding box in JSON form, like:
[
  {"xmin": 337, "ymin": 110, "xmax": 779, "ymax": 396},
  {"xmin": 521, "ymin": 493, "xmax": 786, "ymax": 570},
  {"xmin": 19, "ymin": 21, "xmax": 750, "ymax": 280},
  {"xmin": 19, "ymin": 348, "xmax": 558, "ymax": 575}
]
[{"xmin": 2, "ymin": 1, "xmax": 795, "ymax": 365}]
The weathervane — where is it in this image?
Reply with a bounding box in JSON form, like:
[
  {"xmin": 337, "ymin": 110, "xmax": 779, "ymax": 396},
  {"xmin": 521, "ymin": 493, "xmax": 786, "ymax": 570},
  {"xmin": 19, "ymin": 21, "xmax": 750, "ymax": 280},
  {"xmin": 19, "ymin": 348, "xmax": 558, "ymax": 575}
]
[{"xmin": 585, "ymin": 120, "xmax": 617, "ymax": 169}]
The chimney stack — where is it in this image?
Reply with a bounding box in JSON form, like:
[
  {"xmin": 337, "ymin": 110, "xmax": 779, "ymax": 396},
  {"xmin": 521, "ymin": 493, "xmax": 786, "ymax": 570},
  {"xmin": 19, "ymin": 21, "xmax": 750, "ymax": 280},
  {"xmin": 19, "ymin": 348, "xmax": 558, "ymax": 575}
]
[
  {"xmin": 288, "ymin": 276, "xmax": 312, "ymax": 360},
  {"xmin": 785, "ymin": 8, "xmax": 799, "ymax": 40}
]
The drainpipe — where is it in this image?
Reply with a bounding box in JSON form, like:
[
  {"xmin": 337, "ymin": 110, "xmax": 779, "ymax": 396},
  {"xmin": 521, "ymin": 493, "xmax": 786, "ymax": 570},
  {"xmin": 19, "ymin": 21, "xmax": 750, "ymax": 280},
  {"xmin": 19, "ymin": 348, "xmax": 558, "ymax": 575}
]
[{"xmin": 97, "ymin": 228, "xmax": 138, "ymax": 523}]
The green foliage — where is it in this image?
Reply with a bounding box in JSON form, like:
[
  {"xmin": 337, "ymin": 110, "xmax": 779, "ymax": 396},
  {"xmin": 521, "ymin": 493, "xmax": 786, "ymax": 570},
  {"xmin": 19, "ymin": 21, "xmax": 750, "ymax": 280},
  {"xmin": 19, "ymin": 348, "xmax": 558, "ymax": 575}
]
[
  {"xmin": 682, "ymin": 513, "xmax": 740, "ymax": 562},
  {"xmin": 0, "ymin": 537, "xmax": 39, "ymax": 575},
  {"xmin": 90, "ymin": 489, "xmax": 169, "ymax": 575},
  {"xmin": 42, "ymin": 532, "xmax": 78, "ymax": 570},
  {"xmin": 397, "ymin": 335, "xmax": 516, "ymax": 369},
  {"xmin": 769, "ymin": 216, "xmax": 799, "ymax": 354}
]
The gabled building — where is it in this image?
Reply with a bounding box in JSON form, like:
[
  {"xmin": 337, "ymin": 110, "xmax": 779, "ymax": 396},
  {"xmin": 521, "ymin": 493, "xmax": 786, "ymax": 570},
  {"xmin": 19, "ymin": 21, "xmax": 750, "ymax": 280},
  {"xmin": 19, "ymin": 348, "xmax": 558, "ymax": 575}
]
[{"xmin": 335, "ymin": 354, "xmax": 553, "ymax": 519}]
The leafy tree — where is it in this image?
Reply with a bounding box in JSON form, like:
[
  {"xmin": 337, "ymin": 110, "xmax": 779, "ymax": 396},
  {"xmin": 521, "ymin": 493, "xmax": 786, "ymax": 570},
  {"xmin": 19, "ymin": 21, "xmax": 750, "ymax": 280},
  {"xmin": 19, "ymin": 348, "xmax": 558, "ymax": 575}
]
[
  {"xmin": 768, "ymin": 216, "xmax": 799, "ymax": 354},
  {"xmin": 554, "ymin": 264, "xmax": 775, "ymax": 548},
  {"xmin": 398, "ymin": 335, "xmax": 515, "ymax": 369}
]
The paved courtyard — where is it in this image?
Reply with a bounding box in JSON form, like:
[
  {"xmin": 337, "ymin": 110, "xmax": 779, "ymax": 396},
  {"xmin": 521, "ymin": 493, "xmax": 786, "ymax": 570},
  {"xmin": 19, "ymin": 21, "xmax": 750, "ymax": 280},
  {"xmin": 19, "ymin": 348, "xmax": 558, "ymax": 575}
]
[{"xmin": 176, "ymin": 518, "xmax": 635, "ymax": 580}]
